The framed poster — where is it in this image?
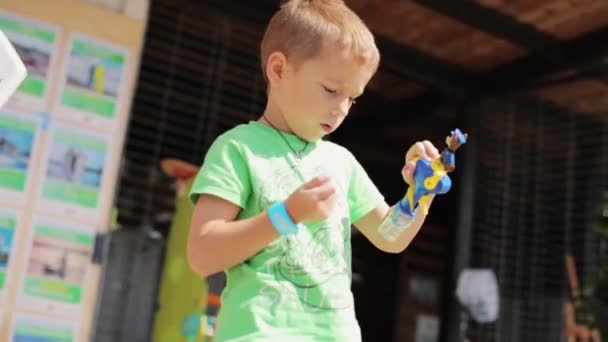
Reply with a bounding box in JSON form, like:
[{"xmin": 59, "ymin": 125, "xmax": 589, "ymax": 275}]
[
  {"xmin": 0, "ymin": 10, "xmax": 59, "ymax": 110},
  {"xmin": 37, "ymin": 123, "xmax": 109, "ymax": 220},
  {"xmin": 0, "ymin": 110, "xmax": 39, "ymax": 206},
  {"xmin": 10, "ymin": 312, "xmax": 78, "ymax": 342},
  {"xmin": 56, "ymin": 33, "xmax": 128, "ymax": 130},
  {"xmin": 17, "ymin": 217, "xmax": 94, "ymax": 316},
  {"xmin": 0, "ymin": 209, "xmax": 19, "ymax": 305}
]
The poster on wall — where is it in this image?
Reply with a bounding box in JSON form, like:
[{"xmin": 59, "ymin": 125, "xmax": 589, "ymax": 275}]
[
  {"xmin": 10, "ymin": 313, "xmax": 78, "ymax": 342},
  {"xmin": 0, "ymin": 10, "xmax": 59, "ymax": 110},
  {"xmin": 56, "ymin": 33, "xmax": 128, "ymax": 130},
  {"xmin": 37, "ymin": 124, "xmax": 109, "ymax": 220},
  {"xmin": 17, "ymin": 217, "xmax": 94, "ymax": 316},
  {"xmin": 0, "ymin": 209, "xmax": 19, "ymax": 305},
  {"xmin": 0, "ymin": 110, "xmax": 39, "ymax": 206}
]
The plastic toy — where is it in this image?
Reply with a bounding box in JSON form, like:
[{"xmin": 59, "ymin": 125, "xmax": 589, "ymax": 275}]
[{"xmin": 398, "ymin": 128, "xmax": 468, "ymax": 217}]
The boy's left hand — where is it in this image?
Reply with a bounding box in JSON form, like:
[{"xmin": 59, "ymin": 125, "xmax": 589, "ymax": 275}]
[{"xmin": 401, "ymin": 140, "xmax": 441, "ymax": 185}]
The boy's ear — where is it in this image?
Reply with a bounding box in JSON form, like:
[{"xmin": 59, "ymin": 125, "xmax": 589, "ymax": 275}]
[{"xmin": 266, "ymin": 51, "xmax": 287, "ymax": 87}]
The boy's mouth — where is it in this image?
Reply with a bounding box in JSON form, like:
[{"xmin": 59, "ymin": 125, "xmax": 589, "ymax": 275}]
[{"xmin": 321, "ymin": 123, "xmax": 332, "ymax": 132}]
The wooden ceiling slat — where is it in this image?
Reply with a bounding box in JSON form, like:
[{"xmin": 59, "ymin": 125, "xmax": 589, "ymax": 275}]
[
  {"xmin": 476, "ymin": 26, "xmax": 608, "ymax": 95},
  {"xmin": 534, "ymin": 80, "xmax": 608, "ymax": 121},
  {"xmin": 368, "ymin": 70, "xmax": 427, "ymax": 102},
  {"xmin": 477, "ymin": 0, "xmax": 589, "ymax": 21},
  {"xmin": 476, "ymin": 0, "xmax": 608, "ymax": 39},
  {"xmin": 409, "ymin": 0, "xmax": 564, "ymax": 63},
  {"xmin": 376, "ymin": 36, "xmax": 472, "ymax": 96},
  {"xmin": 359, "ymin": 0, "xmax": 526, "ymax": 71},
  {"xmin": 547, "ymin": 6, "xmax": 608, "ymax": 39},
  {"xmin": 443, "ymin": 32, "xmax": 526, "ymax": 71}
]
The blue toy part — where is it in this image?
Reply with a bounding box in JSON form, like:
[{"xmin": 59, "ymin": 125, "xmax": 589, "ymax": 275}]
[
  {"xmin": 181, "ymin": 313, "xmax": 202, "ymax": 342},
  {"xmin": 453, "ymin": 128, "xmax": 467, "ymax": 145},
  {"xmin": 398, "ymin": 158, "xmax": 451, "ymax": 217},
  {"xmin": 442, "ymin": 128, "xmax": 468, "ymax": 167},
  {"xmin": 442, "ymin": 148, "xmax": 455, "ymax": 167}
]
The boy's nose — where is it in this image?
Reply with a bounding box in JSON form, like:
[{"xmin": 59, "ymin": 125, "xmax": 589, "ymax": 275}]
[{"xmin": 332, "ymin": 99, "xmax": 350, "ymax": 116}]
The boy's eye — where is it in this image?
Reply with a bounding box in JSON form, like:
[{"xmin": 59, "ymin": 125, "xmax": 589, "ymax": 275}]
[
  {"xmin": 322, "ymin": 85, "xmax": 337, "ymax": 94},
  {"xmin": 322, "ymin": 84, "xmax": 357, "ymax": 104}
]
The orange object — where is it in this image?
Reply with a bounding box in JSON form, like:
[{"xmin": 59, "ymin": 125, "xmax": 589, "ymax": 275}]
[
  {"xmin": 207, "ymin": 293, "xmax": 221, "ymax": 307},
  {"xmin": 161, "ymin": 158, "xmax": 200, "ymax": 180}
]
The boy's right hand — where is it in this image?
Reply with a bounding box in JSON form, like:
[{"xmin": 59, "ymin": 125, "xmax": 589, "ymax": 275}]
[{"xmin": 285, "ymin": 176, "xmax": 337, "ymax": 223}]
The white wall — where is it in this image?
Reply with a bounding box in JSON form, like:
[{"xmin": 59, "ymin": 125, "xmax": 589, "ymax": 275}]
[{"xmin": 83, "ymin": 0, "xmax": 149, "ymax": 20}]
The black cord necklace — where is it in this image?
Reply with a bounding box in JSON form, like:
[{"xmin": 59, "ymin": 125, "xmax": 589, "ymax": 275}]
[{"xmin": 262, "ymin": 115, "xmax": 309, "ymax": 160}]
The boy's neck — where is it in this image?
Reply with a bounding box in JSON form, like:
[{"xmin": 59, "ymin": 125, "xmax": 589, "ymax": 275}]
[{"xmin": 259, "ymin": 100, "xmax": 293, "ymax": 135}]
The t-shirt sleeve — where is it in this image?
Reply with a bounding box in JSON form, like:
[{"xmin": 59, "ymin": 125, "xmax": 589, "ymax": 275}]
[
  {"xmin": 189, "ymin": 132, "xmax": 251, "ymax": 207},
  {"xmin": 347, "ymin": 151, "xmax": 385, "ymax": 223}
]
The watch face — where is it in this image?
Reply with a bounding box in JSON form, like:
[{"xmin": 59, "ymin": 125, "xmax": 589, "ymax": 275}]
[{"xmin": 0, "ymin": 30, "xmax": 27, "ymax": 108}]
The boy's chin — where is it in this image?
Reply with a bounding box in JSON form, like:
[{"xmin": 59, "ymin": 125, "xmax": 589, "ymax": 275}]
[
  {"xmin": 306, "ymin": 132, "xmax": 327, "ymax": 142},
  {"xmin": 295, "ymin": 129, "xmax": 323, "ymax": 142}
]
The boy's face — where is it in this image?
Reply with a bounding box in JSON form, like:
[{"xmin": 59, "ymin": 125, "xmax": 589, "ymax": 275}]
[{"xmin": 268, "ymin": 43, "xmax": 376, "ymax": 141}]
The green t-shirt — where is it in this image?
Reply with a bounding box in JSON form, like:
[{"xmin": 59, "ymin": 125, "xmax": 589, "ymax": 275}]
[{"xmin": 190, "ymin": 121, "xmax": 384, "ymax": 341}]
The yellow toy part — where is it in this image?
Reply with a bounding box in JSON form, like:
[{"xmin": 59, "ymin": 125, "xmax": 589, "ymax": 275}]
[
  {"xmin": 419, "ymin": 195, "xmax": 432, "ymax": 215},
  {"xmin": 402, "ymin": 155, "xmax": 450, "ymax": 216},
  {"xmin": 423, "ymin": 160, "xmax": 447, "ymax": 190}
]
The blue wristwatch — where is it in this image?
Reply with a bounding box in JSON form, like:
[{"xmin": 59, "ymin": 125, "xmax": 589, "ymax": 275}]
[{"xmin": 267, "ymin": 201, "xmax": 299, "ymax": 236}]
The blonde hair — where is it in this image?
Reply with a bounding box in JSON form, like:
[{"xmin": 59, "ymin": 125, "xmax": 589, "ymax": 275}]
[{"xmin": 260, "ymin": 0, "xmax": 380, "ymax": 81}]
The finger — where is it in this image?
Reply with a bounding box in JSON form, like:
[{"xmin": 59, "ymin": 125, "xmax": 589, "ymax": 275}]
[
  {"xmin": 406, "ymin": 141, "xmax": 426, "ymax": 162},
  {"xmin": 312, "ymin": 181, "xmax": 336, "ymax": 200},
  {"xmin": 422, "ymin": 140, "xmax": 440, "ymax": 160},
  {"xmin": 321, "ymin": 194, "xmax": 337, "ymax": 211},
  {"xmin": 303, "ymin": 176, "xmax": 329, "ymax": 189},
  {"xmin": 402, "ymin": 161, "xmax": 416, "ymax": 185}
]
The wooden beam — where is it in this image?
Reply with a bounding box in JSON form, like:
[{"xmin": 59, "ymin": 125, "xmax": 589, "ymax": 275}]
[
  {"xmin": 376, "ymin": 37, "xmax": 472, "ymax": 98},
  {"xmin": 410, "ymin": 1, "xmax": 608, "ymax": 91},
  {"xmin": 409, "ymin": 0, "xmax": 564, "ymax": 64},
  {"xmin": 524, "ymin": 65, "xmax": 608, "ymax": 91},
  {"xmin": 477, "ymin": 27, "xmax": 608, "ymax": 94}
]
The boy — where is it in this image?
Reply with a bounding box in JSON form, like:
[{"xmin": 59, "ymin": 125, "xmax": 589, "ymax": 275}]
[{"xmin": 187, "ymin": 0, "xmax": 441, "ymax": 340}]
